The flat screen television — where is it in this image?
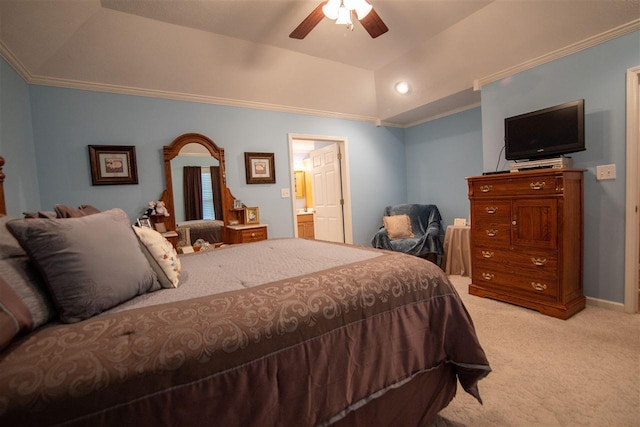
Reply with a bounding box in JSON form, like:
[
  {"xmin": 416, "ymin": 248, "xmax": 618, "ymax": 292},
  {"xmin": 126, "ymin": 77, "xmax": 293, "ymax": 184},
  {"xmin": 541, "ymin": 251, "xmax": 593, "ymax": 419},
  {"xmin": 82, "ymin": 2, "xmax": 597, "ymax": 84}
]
[{"xmin": 504, "ymin": 99, "xmax": 585, "ymax": 161}]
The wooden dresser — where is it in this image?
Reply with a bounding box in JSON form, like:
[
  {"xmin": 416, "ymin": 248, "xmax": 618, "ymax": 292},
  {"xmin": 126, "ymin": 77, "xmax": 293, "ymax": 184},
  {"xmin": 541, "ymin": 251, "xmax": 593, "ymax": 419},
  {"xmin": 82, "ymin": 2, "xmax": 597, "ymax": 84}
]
[
  {"xmin": 466, "ymin": 169, "xmax": 585, "ymax": 319},
  {"xmin": 227, "ymin": 224, "xmax": 268, "ymax": 244},
  {"xmin": 297, "ymin": 213, "xmax": 315, "ymax": 239}
]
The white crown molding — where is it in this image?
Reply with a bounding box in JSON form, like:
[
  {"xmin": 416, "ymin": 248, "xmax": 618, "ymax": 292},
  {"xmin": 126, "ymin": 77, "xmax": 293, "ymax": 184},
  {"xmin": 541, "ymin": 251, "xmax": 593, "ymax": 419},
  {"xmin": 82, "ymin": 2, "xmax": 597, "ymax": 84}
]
[
  {"xmin": 0, "ymin": 41, "xmax": 378, "ymax": 125},
  {"xmin": 0, "ymin": 41, "xmax": 31, "ymax": 82},
  {"xmin": 28, "ymin": 74, "xmax": 379, "ymax": 124},
  {"xmin": 474, "ymin": 19, "xmax": 640, "ymax": 91},
  {"xmin": 393, "ymin": 102, "xmax": 482, "ymax": 129},
  {"xmin": 3, "ymin": 19, "xmax": 637, "ymax": 129}
]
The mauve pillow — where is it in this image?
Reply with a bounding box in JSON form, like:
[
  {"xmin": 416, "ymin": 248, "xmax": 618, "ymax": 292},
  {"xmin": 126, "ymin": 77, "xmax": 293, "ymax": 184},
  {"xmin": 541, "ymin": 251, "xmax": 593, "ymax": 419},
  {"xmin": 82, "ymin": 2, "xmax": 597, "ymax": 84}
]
[
  {"xmin": 0, "ymin": 215, "xmax": 56, "ymax": 332},
  {"xmin": 54, "ymin": 204, "xmax": 101, "ymax": 218},
  {"xmin": 0, "ymin": 275, "xmax": 33, "ymax": 351},
  {"xmin": 6, "ymin": 209, "xmax": 161, "ymax": 323}
]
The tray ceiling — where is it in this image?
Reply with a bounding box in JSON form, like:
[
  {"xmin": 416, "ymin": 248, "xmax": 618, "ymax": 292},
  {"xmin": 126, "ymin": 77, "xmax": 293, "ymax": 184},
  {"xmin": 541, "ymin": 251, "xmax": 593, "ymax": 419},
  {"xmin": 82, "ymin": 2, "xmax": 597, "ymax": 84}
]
[{"xmin": 1, "ymin": 0, "xmax": 638, "ymax": 126}]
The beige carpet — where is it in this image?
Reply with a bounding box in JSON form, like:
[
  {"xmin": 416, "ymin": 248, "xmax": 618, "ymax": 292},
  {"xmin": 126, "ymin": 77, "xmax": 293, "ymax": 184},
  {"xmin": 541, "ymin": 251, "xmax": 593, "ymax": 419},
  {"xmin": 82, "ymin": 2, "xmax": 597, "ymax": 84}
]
[{"xmin": 431, "ymin": 275, "xmax": 640, "ymax": 427}]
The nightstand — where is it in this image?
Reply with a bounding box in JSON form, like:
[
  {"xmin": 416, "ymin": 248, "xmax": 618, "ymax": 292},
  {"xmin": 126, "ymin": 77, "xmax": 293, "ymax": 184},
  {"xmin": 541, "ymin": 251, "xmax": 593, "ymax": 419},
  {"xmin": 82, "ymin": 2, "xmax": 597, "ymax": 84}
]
[
  {"xmin": 227, "ymin": 224, "xmax": 268, "ymax": 244},
  {"xmin": 442, "ymin": 225, "xmax": 471, "ymax": 276}
]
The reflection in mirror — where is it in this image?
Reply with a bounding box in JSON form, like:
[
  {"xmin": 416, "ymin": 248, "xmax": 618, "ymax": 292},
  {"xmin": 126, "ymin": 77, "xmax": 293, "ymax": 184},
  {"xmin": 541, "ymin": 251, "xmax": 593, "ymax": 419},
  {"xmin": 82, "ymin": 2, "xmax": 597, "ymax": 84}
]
[
  {"xmin": 171, "ymin": 143, "xmax": 220, "ymax": 223},
  {"xmin": 162, "ymin": 133, "xmax": 237, "ymax": 246}
]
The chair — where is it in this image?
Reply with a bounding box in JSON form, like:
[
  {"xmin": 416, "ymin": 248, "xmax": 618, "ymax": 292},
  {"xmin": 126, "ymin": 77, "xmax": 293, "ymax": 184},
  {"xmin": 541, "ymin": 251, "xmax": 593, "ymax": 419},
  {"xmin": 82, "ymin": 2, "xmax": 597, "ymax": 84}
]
[{"xmin": 371, "ymin": 204, "xmax": 444, "ymax": 266}]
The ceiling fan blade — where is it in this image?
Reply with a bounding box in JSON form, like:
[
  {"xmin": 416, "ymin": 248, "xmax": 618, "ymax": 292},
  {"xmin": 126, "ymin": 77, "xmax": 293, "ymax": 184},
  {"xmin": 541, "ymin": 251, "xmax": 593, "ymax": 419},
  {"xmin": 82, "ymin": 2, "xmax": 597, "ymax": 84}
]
[
  {"xmin": 289, "ymin": 2, "xmax": 327, "ymax": 39},
  {"xmin": 359, "ymin": 8, "xmax": 388, "ymax": 38}
]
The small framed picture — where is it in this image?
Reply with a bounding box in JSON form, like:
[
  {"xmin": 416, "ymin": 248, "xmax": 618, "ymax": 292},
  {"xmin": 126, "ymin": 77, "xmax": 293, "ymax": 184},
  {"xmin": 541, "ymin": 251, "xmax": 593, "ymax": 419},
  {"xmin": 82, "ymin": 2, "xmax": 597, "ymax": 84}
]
[
  {"xmin": 233, "ymin": 199, "xmax": 243, "ymax": 209},
  {"xmin": 137, "ymin": 218, "xmax": 152, "ymax": 228},
  {"xmin": 244, "ymin": 207, "xmax": 260, "ymax": 224},
  {"xmin": 244, "ymin": 152, "xmax": 275, "ymax": 184},
  {"xmin": 88, "ymin": 145, "xmax": 138, "ymax": 185}
]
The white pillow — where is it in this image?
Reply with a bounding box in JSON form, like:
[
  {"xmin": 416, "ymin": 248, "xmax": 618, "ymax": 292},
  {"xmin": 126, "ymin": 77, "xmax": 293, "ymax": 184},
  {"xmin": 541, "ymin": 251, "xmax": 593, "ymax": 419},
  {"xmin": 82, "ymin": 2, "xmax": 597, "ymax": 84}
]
[{"xmin": 133, "ymin": 226, "xmax": 181, "ymax": 288}]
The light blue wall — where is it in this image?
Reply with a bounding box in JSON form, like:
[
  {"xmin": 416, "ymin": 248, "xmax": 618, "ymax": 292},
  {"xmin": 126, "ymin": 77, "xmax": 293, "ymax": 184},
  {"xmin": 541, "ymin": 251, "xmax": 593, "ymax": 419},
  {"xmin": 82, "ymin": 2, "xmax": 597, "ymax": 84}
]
[
  {"xmin": 4, "ymin": 30, "xmax": 636, "ymax": 303},
  {"xmin": 480, "ymin": 30, "xmax": 640, "ymax": 303},
  {"xmin": 405, "ymin": 107, "xmax": 483, "ymax": 227},
  {"xmin": 0, "ymin": 57, "xmax": 40, "ymax": 216},
  {"xmin": 25, "ymin": 85, "xmax": 406, "ymax": 246}
]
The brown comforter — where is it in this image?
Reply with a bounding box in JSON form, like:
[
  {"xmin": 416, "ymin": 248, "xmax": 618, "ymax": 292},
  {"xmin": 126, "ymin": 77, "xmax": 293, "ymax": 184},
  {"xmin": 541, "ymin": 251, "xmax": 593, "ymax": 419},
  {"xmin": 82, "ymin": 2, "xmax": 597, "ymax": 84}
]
[{"xmin": 0, "ymin": 243, "xmax": 490, "ymax": 426}]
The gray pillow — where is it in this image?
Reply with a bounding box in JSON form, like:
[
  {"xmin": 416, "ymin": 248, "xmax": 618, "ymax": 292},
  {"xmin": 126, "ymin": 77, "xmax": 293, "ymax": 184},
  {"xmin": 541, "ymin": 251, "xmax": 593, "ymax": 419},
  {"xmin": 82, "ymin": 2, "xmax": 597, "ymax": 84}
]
[{"xmin": 6, "ymin": 209, "xmax": 161, "ymax": 323}]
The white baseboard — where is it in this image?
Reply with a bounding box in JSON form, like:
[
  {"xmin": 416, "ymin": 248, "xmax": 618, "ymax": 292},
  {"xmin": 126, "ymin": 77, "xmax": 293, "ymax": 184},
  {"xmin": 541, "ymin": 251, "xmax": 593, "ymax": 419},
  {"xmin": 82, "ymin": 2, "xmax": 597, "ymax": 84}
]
[{"xmin": 586, "ymin": 296, "xmax": 626, "ymax": 312}]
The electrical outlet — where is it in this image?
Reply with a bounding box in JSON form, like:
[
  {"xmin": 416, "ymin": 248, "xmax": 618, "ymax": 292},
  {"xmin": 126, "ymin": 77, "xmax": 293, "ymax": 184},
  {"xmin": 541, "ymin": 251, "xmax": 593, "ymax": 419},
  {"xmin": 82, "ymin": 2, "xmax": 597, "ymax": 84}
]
[
  {"xmin": 281, "ymin": 188, "xmax": 290, "ymax": 198},
  {"xmin": 596, "ymin": 164, "xmax": 616, "ymax": 181}
]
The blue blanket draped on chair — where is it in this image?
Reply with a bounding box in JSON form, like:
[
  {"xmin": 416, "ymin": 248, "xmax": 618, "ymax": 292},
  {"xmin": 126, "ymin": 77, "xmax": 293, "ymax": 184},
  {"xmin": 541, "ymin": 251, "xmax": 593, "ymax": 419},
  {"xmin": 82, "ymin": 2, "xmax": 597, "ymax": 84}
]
[{"xmin": 371, "ymin": 204, "xmax": 444, "ymax": 265}]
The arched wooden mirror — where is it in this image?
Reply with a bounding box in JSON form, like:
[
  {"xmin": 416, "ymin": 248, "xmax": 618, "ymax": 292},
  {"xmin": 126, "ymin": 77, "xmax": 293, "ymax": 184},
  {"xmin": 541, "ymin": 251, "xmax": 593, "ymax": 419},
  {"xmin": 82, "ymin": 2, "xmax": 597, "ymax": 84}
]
[{"xmin": 160, "ymin": 133, "xmax": 236, "ymax": 242}]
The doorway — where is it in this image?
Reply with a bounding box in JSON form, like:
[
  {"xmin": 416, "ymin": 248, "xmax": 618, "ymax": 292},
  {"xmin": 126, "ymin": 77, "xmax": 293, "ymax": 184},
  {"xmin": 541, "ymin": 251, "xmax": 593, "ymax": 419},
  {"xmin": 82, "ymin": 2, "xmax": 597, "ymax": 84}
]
[
  {"xmin": 624, "ymin": 65, "xmax": 640, "ymax": 313},
  {"xmin": 288, "ymin": 134, "xmax": 353, "ymax": 244}
]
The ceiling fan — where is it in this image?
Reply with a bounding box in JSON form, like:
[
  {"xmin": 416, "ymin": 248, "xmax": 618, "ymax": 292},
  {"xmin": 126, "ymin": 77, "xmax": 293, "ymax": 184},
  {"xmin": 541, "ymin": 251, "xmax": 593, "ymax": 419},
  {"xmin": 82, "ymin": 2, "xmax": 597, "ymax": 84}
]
[{"xmin": 290, "ymin": 0, "xmax": 388, "ymax": 39}]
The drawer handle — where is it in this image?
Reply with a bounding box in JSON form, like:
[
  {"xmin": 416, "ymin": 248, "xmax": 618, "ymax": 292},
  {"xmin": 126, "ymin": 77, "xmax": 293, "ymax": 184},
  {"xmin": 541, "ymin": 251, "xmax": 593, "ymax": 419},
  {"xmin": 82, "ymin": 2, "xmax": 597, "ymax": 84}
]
[
  {"xmin": 251, "ymin": 233, "xmax": 256, "ymax": 237},
  {"xmin": 479, "ymin": 185, "xmax": 493, "ymax": 193},
  {"xmin": 531, "ymin": 257, "xmax": 548, "ymax": 266},
  {"xmin": 530, "ymin": 181, "xmax": 546, "ymax": 190},
  {"xmin": 481, "ymin": 251, "xmax": 494, "ymax": 258},
  {"xmin": 485, "ymin": 206, "xmax": 498, "ymax": 214},
  {"xmin": 531, "ymin": 282, "xmax": 548, "ymax": 291},
  {"xmin": 482, "ymin": 273, "xmax": 494, "ymax": 280},
  {"xmin": 485, "ymin": 229, "xmax": 498, "ymax": 237}
]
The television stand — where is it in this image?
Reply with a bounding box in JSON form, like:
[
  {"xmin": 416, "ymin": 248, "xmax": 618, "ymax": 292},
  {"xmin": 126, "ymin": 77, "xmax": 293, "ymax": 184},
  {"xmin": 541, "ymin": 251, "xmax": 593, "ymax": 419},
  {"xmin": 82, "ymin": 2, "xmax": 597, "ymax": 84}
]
[{"xmin": 510, "ymin": 156, "xmax": 572, "ymax": 172}]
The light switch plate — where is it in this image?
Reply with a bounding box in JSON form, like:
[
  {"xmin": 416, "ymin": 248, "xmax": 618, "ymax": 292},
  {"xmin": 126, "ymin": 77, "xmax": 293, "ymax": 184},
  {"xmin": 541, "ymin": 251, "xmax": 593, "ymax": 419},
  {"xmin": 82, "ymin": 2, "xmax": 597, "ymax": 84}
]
[
  {"xmin": 596, "ymin": 164, "xmax": 616, "ymax": 180},
  {"xmin": 281, "ymin": 188, "xmax": 290, "ymax": 198}
]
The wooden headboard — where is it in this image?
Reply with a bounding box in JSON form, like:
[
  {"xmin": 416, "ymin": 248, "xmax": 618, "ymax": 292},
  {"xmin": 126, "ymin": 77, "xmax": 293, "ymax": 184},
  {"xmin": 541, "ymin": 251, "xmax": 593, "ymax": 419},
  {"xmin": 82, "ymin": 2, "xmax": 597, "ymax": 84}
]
[{"xmin": 0, "ymin": 156, "xmax": 6, "ymax": 215}]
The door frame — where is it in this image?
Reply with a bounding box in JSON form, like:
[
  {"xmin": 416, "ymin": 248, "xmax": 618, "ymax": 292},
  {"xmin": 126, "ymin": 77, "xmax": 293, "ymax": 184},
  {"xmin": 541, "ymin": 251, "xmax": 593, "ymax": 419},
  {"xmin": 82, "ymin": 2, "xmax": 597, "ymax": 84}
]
[
  {"xmin": 624, "ymin": 65, "xmax": 640, "ymax": 313},
  {"xmin": 287, "ymin": 133, "xmax": 353, "ymax": 244}
]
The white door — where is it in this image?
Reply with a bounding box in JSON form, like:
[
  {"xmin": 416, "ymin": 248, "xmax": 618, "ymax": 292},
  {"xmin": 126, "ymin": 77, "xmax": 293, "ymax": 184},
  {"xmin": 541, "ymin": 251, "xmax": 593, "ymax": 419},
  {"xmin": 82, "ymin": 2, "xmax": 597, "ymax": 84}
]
[{"xmin": 310, "ymin": 143, "xmax": 344, "ymax": 242}]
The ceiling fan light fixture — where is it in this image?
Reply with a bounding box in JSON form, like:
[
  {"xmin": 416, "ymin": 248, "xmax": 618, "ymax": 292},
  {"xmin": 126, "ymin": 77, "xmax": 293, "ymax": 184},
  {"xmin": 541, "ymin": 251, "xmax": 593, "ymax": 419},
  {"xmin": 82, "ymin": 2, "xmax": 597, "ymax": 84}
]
[
  {"xmin": 291, "ymin": 0, "xmax": 386, "ymax": 39},
  {"xmin": 351, "ymin": 0, "xmax": 373, "ymax": 20},
  {"xmin": 322, "ymin": 0, "xmax": 340, "ymax": 20},
  {"xmin": 335, "ymin": 5, "xmax": 352, "ymax": 25}
]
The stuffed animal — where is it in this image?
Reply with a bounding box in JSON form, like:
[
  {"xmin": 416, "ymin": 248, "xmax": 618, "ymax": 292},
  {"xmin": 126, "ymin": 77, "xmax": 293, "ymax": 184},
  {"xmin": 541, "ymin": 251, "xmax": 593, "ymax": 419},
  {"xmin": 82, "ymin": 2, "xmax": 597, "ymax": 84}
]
[
  {"xmin": 154, "ymin": 200, "xmax": 170, "ymax": 217},
  {"xmin": 143, "ymin": 201, "xmax": 156, "ymax": 218}
]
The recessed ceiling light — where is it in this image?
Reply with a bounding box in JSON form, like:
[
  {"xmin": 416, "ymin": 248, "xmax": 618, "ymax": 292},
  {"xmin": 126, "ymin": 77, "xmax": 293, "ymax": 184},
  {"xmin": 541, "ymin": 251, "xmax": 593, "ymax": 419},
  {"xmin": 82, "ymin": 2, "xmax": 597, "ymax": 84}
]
[{"xmin": 395, "ymin": 81, "xmax": 409, "ymax": 94}]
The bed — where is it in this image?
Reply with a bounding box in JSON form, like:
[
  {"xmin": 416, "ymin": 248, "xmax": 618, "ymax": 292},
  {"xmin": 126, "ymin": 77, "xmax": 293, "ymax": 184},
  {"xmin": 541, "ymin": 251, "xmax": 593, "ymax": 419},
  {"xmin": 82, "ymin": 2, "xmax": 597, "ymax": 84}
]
[
  {"xmin": 176, "ymin": 219, "xmax": 224, "ymax": 246},
  {"xmin": 0, "ymin": 155, "xmax": 490, "ymax": 426}
]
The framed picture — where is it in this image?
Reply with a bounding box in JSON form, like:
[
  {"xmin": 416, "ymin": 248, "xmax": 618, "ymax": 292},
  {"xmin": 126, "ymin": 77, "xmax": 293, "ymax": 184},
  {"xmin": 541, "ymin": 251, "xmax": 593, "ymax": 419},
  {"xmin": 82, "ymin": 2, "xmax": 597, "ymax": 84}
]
[
  {"xmin": 244, "ymin": 152, "xmax": 275, "ymax": 184},
  {"xmin": 88, "ymin": 145, "xmax": 138, "ymax": 185},
  {"xmin": 137, "ymin": 218, "xmax": 152, "ymax": 228},
  {"xmin": 233, "ymin": 199, "xmax": 243, "ymax": 209},
  {"xmin": 244, "ymin": 207, "xmax": 260, "ymax": 224}
]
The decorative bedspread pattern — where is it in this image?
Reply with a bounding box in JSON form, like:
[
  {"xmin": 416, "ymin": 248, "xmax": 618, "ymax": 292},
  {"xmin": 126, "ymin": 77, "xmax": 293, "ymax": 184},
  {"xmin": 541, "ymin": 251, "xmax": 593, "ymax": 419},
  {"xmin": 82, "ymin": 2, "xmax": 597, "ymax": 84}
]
[{"xmin": 0, "ymin": 240, "xmax": 490, "ymax": 426}]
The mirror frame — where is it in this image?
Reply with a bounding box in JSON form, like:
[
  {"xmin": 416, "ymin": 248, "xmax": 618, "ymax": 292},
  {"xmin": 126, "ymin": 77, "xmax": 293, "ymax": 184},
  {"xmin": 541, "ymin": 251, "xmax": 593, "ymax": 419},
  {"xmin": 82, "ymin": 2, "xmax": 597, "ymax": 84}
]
[{"xmin": 161, "ymin": 133, "xmax": 235, "ymax": 237}]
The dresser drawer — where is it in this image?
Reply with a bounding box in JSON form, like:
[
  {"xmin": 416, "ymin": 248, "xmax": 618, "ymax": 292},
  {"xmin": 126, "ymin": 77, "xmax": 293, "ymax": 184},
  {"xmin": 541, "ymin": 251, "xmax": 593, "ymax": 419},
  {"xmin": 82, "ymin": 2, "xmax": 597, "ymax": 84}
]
[
  {"xmin": 474, "ymin": 247, "xmax": 558, "ymax": 273},
  {"xmin": 239, "ymin": 227, "xmax": 267, "ymax": 242},
  {"xmin": 470, "ymin": 174, "xmax": 562, "ymax": 197},
  {"xmin": 472, "ymin": 265, "xmax": 558, "ymax": 299},
  {"xmin": 472, "ymin": 200, "xmax": 511, "ymax": 221},
  {"xmin": 471, "ymin": 221, "xmax": 511, "ymax": 246},
  {"xmin": 228, "ymin": 225, "xmax": 268, "ymax": 244}
]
